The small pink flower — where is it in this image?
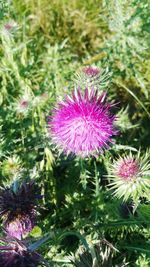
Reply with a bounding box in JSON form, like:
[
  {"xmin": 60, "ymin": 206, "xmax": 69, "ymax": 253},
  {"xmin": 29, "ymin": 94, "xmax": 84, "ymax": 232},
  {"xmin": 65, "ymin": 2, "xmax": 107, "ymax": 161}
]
[
  {"xmin": 19, "ymin": 99, "xmax": 29, "ymax": 109},
  {"xmin": 82, "ymin": 66, "xmax": 100, "ymax": 77},
  {"xmin": 108, "ymin": 152, "xmax": 150, "ymax": 201},
  {"xmin": 117, "ymin": 158, "xmax": 139, "ymax": 181},
  {"xmin": 48, "ymin": 88, "xmax": 117, "ymax": 157},
  {"xmin": 15, "ymin": 96, "xmax": 30, "ymax": 114},
  {"xmin": 6, "ymin": 215, "xmax": 34, "ymax": 240},
  {"xmin": 0, "ymin": 181, "xmax": 41, "ymax": 239},
  {"xmin": 75, "ymin": 66, "xmax": 110, "ymax": 90},
  {"xmin": 4, "ymin": 23, "xmax": 13, "ymax": 31},
  {"xmin": 3, "ymin": 21, "xmax": 18, "ymax": 34}
]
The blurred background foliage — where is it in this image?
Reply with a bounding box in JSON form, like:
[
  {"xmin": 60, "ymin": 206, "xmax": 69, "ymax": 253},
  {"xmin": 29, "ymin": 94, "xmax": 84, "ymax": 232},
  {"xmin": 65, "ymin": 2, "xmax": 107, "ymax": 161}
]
[{"xmin": 0, "ymin": 0, "xmax": 150, "ymax": 266}]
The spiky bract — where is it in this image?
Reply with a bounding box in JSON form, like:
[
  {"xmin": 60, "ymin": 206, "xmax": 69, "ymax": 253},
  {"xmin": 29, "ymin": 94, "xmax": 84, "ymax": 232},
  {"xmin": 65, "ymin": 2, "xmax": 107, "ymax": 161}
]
[
  {"xmin": 74, "ymin": 67, "xmax": 110, "ymax": 90},
  {"xmin": 70, "ymin": 239, "xmax": 116, "ymax": 267},
  {"xmin": 0, "ymin": 236, "xmax": 45, "ymax": 267},
  {"xmin": 1, "ymin": 155, "xmax": 22, "ymax": 179}
]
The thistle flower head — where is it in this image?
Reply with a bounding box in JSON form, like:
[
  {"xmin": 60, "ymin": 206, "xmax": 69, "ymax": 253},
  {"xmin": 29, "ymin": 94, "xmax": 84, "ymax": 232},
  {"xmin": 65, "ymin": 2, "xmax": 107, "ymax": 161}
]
[
  {"xmin": 82, "ymin": 66, "xmax": 100, "ymax": 76},
  {"xmin": 5, "ymin": 215, "xmax": 35, "ymax": 240},
  {"xmin": 15, "ymin": 93, "xmax": 32, "ymax": 115},
  {"xmin": 16, "ymin": 98, "xmax": 29, "ymax": 114},
  {"xmin": 4, "ymin": 21, "xmax": 17, "ymax": 31},
  {"xmin": 0, "ymin": 181, "xmax": 41, "ymax": 239},
  {"xmin": 2, "ymin": 20, "xmax": 18, "ymax": 36},
  {"xmin": 70, "ymin": 239, "xmax": 116, "ymax": 267},
  {"xmin": 108, "ymin": 151, "xmax": 150, "ymax": 201},
  {"xmin": 49, "ymin": 88, "xmax": 117, "ymax": 157},
  {"xmin": 0, "ymin": 236, "xmax": 45, "ymax": 267},
  {"xmin": 2, "ymin": 155, "xmax": 22, "ymax": 180},
  {"xmin": 115, "ymin": 106, "xmax": 136, "ymax": 132},
  {"xmin": 117, "ymin": 157, "xmax": 139, "ymax": 181},
  {"xmin": 74, "ymin": 66, "xmax": 111, "ymax": 90},
  {"xmin": 19, "ymin": 99, "xmax": 29, "ymax": 109}
]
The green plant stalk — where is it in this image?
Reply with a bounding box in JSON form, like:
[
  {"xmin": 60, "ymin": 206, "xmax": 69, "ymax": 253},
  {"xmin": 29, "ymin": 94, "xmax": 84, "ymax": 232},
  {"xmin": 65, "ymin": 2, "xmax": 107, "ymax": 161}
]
[{"xmin": 116, "ymin": 82, "xmax": 150, "ymax": 118}]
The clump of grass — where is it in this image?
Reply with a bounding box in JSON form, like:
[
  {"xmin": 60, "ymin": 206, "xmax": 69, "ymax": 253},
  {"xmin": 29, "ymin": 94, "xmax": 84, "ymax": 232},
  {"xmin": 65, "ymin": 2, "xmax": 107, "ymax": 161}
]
[{"xmin": 13, "ymin": 0, "xmax": 104, "ymax": 55}]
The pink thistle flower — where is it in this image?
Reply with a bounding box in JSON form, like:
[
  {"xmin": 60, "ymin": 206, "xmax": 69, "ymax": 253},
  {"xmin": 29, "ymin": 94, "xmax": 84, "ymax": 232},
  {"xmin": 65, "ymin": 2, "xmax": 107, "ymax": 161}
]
[
  {"xmin": 19, "ymin": 99, "xmax": 29, "ymax": 110},
  {"xmin": 6, "ymin": 215, "xmax": 35, "ymax": 240},
  {"xmin": 116, "ymin": 158, "xmax": 139, "ymax": 181},
  {"xmin": 2, "ymin": 21, "xmax": 18, "ymax": 35},
  {"xmin": 48, "ymin": 88, "xmax": 117, "ymax": 157},
  {"xmin": 0, "ymin": 235, "xmax": 46, "ymax": 267},
  {"xmin": 74, "ymin": 66, "xmax": 110, "ymax": 90},
  {"xmin": 0, "ymin": 181, "xmax": 42, "ymax": 240},
  {"xmin": 82, "ymin": 66, "xmax": 100, "ymax": 76},
  {"xmin": 4, "ymin": 23, "xmax": 13, "ymax": 31},
  {"xmin": 15, "ymin": 95, "xmax": 31, "ymax": 114},
  {"xmin": 108, "ymin": 151, "xmax": 150, "ymax": 201}
]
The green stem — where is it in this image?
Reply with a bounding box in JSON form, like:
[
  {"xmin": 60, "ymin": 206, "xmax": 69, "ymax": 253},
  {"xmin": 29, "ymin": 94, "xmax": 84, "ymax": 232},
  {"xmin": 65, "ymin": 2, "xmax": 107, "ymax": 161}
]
[
  {"xmin": 116, "ymin": 82, "xmax": 150, "ymax": 118},
  {"xmin": 94, "ymin": 161, "xmax": 100, "ymax": 197}
]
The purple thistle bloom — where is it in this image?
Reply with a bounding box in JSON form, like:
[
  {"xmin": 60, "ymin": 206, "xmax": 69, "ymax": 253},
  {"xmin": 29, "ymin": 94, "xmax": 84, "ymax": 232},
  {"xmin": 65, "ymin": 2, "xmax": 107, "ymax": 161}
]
[
  {"xmin": 0, "ymin": 236, "xmax": 45, "ymax": 267},
  {"xmin": 108, "ymin": 151, "xmax": 150, "ymax": 201},
  {"xmin": 5, "ymin": 215, "xmax": 35, "ymax": 240},
  {"xmin": 49, "ymin": 88, "xmax": 117, "ymax": 157},
  {"xmin": 3, "ymin": 21, "xmax": 18, "ymax": 32},
  {"xmin": 82, "ymin": 66, "xmax": 100, "ymax": 77},
  {"xmin": 117, "ymin": 157, "xmax": 139, "ymax": 181},
  {"xmin": 4, "ymin": 23, "xmax": 13, "ymax": 31},
  {"xmin": 16, "ymin": 97, "xmax": 30, "ymax": 114},
  {"xmin": 74, "ymin": 66, "xmax": 110, "ymax": 90},
  {"xmin": 0, "ymin": 181, "xmax": 41, "ymax": 240},
  {"xmin": 19, "ymin": 99, "xmax": 29, "ymax": 109}
]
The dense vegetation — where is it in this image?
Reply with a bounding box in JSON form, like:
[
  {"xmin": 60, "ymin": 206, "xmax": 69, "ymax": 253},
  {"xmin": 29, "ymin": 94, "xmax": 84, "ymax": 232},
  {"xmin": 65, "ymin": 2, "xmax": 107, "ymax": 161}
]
[{"xmin": 0, "ymin": 0, "xmax": 150, "ymax": 266}]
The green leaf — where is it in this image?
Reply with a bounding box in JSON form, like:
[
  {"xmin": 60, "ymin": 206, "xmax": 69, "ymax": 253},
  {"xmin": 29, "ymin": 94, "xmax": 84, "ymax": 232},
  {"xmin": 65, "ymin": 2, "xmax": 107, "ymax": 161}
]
[{"xmin": 30, "ymin": 226, "xmax": 42, "ymax": 238}]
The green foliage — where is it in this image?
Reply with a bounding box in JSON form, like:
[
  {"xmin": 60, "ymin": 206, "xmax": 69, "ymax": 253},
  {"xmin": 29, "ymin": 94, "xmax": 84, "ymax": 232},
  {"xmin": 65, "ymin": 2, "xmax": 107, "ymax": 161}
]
[{"xmin": 0, "ymin": 0, "xmax": 150, "ymax": 266}]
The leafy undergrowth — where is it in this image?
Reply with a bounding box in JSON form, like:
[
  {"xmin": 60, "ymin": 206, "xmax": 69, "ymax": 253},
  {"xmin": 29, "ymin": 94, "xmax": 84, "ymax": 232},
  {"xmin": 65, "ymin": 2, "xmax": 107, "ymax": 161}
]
[{"xmin": 0, "ymin": 0, "xmax": 150, "ymax": 266}]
